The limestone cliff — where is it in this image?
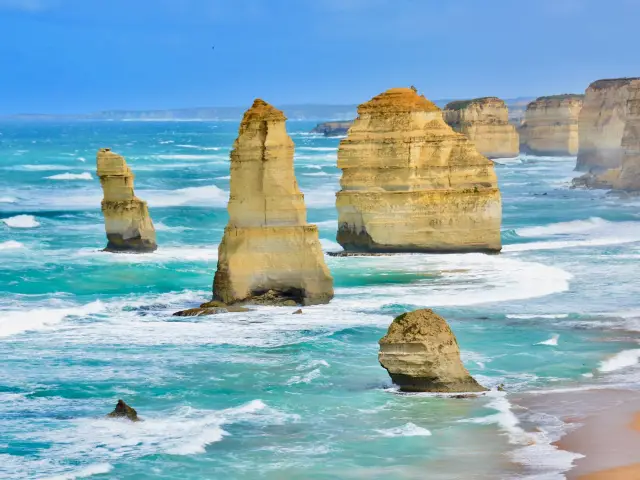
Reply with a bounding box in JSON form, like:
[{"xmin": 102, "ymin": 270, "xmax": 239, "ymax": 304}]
[
  {"xmin": 379, "ymin": 309, "xmax": 486, "ymax": 393},
  {"xmin": 519, "ymin": 94, "xmax": 584, "ymax": 156},
  {"xmin": 576, "ymin": 78, "xmax": 640, "ymax": 171},
  {"xmin": 336, "ymin": 88, "xmax": 502, "ymax": 253},
  {"xmin": 96, "ymin": 148, "xmax": 157, "ymax": 253},
  {"xmin": 443, "ymin": 97, "xmax": 519, "ymax": 158},
  {"xmin": 213, "ymin": 99, "xmax": 334, "ymax": 306},
  {"xmin": 311, "ymin": 121, "xmax": 353, "ymax": 137}
]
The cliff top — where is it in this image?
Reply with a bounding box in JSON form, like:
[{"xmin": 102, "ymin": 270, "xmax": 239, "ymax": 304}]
[
  {"xmin": 535, "ymin": 94, "xmax": 584, "ymax": 102},
  {"xmin": 240, "ymin": 99, "xmax": 286, "ymax": 124},
  {"xmin": 589, "ymin": 78, "xmax": 640, "ymax": 91},
  {"xmin": 444, "ymin": 97, "xmax": 504, "ymax": 111},
  {"xmin": 379, "ymin": 309, "xmax": 454, "ymax": 344},
  {"xmin": 359, "ymin": 88, "xmax": 440, "ymax": 115}
]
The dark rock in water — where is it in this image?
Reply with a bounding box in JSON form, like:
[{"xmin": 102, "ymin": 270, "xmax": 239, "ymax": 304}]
[
  {"xmin": 497, "ymin": 383, "xmax": 506, "ymax": 392},
  {"xmin": 173, "ymin": 300, "xmax": 250, "ymax": 316},
  {"xmin": 248, "ymin": 290, "xmax": 300, "ymax": 307},
  {"xmin": 292, "ymin": 309, "xmax": 303, "ymax": 315},
  {"xmin": 107, "ymin": 399, "xmax": 139, "ymax": 422}
]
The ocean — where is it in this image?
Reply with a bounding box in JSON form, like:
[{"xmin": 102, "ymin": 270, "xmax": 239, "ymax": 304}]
[{"xmin": 1, "ymin": 120, "xmax": 639, "ymax": 479}]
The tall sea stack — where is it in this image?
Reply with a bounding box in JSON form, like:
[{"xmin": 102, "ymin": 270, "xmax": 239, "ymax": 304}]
[
  {"xmin": 443, "ymin": 97, "xmax": 519, "ymax": 159},
  {"xmin": 519, "ymin": 95, "xmax": 584, "ymax": 156},
  {"xmin": 213, "ymin": 99, "xmax": 333, "ymax": 306},
  {"xmin": 577, "ymin": 78, "xmax": 640, "ymax": 172},
  {"xmin": 336, "ymin": 88, "xmax": 502, "ymax": 253},
  {"xmin": 96, "ymin": 148, "xmax": 157, "ymax": 253}
]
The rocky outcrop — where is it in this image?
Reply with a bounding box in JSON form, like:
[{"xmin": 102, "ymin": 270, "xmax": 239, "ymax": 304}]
[
  {"xmin": 519, "ymin": 94, "xmax": 584, "ymax": 156},
  {"xmin": 213, "ymin": 99, "xmax": 334, "ymax": 306},
  {"xmin": 379, "ymin": 309, "xmax": 486, "ymax": 393},
  {"xmin": 107, "ymin": 400, "xmax": 140, "ymax": 421},
  {"xmin": 311, "ymin": 121, "xmax": 353, "ymax": 137},
  {"xmin": 576, "ymin": 78, "xmax": 640, "ymax": 172},
  {"xmin": 173, "ymin": 300, "xmax": 250, "ymax": 317},
  {"xmin": 336, "ymin": 88, "xmax": 502, "ymax": 253},
  {"xmin": 97, "ymin": 148, "xmax": 157, "ymax": 253},
  {"xmin": 443, "ymin": 97, "xmax": 519, "ymax": 158}
]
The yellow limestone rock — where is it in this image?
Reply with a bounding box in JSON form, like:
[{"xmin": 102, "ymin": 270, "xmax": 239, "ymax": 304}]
[
  {"xmin": 519, "ymin": 94, "xmax": 584, "ymax": 156},
  {"xmin": 336, "ymin": 88, "xmax": 502, "ymax": 253},
  {"xmin": 96, "ymin": 148, "xmax": 157, "ymax": 253},
  {"xmin": 577, "ymin": 78, "xmax": 640, "ymax": 172},
  {"xmin": 213, "ymin": 99, "xmax": 334, "ymax": 306},
  {"xmin": 379, "ymin": 309, "xmax": 487, "ymax": 393},
  {"xmin": 443, "ymin": 97, "xmax": 519, "ymax": 159}
]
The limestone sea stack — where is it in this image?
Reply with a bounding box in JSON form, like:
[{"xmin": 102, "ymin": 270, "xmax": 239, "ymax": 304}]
[
  {"xmin": 519, "ymin": 94, "xmax": 584, "ymax": 156},
  {"xmin": 443, "ymin": 97, "xmax": 519, "ymax": 158},
  {"xmin": 96, "ymin": 148, "xmax": 157, "ymax": 253},
  {"xmin": 213, "ymin": 99, "xmax": 333, "ymax": 306},
  {"xmin": 379, "ymin": 309, "xmax": 486, "ymax": 393},
  {"xmin": 311, "ymin": 121, "xmax": 353, "ymax": 137},
  {"xmin": 336, "ymin": 88, "xmax": 502, "ymax": 253},
  {"xmin": 576, "ymin": 78, "xmax": 640, "ymax": 172}
]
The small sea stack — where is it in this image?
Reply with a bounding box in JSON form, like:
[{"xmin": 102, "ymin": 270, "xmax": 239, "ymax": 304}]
[
  {"xmin": 443, "ymin": 97, "xmax": 519, "ymax": 158},
  {"xmin": 519, "ymin": 94, "xmax": 584, "ymax": 156},
  {"xmin": 311, "ymin": 121, "xmax": 353, "ymax": 137},
  {"xmin": 378, "ymin": 309, "xmax": 486, "ymax": 393},
  {"xmin": 107, "ymin": 399, "xmax": 140, "ymax": 422},
  {"xmin": 96, "ymin": 148, "xmax": 157, "ymax": 253},
  {"xmin": 576, "ymin": 77, "xmax": 640, "ymax": 172},
  {"xmin": 212, "ymin": 99, "xmax": 334, "ymax": 306},
  {"xmin": 335, "ymin": 87, "xmax": 502, "ymax": 254}
]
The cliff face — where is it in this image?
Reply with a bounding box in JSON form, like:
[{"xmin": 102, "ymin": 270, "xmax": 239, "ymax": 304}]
[
  {"xmin": 379, "ymin": 309, "xmax": 486, "ymax": 393},
  {"xmin": 96, "ymin": 148, "xmax": 157, "ymax": 253},
  {"xmin": 213, "ymin": 99, "xmax": 334, "ymax": 306},
  {"xmin": 336, "ymin": 88, "xmax": 502, "ymax": 253},
  {"xmin": 311, "ymin": 121, "xmax": 353, "ymax": 137},
  {"xmin": 443, "ymin": 97, "xmax": 519, "ymax": 158},
  {"xmin": 576, "ymin": 78, "xmax": 640, "ymax": 171},
  {"xmin": 519, "ymin": 94, "xmax": 584, "ymax": 156}
]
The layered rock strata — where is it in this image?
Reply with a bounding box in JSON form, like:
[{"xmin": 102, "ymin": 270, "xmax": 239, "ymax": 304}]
[
  {"xmin": 311, "ymin": 121, "xmax": 353, "ymax": 137},
  {"xmin": 576, "ymin": 78, "xmax": 640, "ymax": 172},
  {"xmin": 96, "ymin": 148, "xmax": 157, "ymax": 253},
  {"xmin": 379, "ymin": 309, "xmax": 486, "ymax": 393},
  {"xmin": 443, "ymin": 97, "xmax": 519, "ymax": 158},
  {"xmin": 519, "ymin": 94, "xmax": 584, "ymax": 156},
  {"xmin": 336, "ymin": 88, "xmax": 502, "ymax": 253},
  {"xmin": 213, "ymin": 99, "xmax": 334, "ymax": 306}
]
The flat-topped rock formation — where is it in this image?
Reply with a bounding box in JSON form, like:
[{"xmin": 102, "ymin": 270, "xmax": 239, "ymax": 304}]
[
  {"xmin": 519, "ymin": 94, "xmax": 584, "ymax": 156},
  {"xmin": 577, "ymin": 78, "xmax": 640, "ymax": 172},
  {"xmin": 311, "ymin": 121, "xmax": 353, "ymax": 137},
  {"xmin": 379, "ymin": 309, "xmax": 487, "ymax": 393},
  {"xmin": 96, "ymin": 148, "xmax": 157, "ymax": 253},
  {"xmin": 336, "ymin": 87, "xmax": 502, "ymax": 253},
  {"xmin": 213, "ymin": 99, "xmax": 334, "ymax": 306},
  {"xmin": 443, "ymin": 97, "xmax": 519, "ymax": 158}
]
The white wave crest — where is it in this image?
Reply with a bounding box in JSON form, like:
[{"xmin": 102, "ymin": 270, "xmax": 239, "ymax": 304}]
[
  {"xmin": 2, "ymin": 215, "xmax": 40, "ymax": 228},
  {"xmin": 0, "ymin": 241, "xmax": 24, "ymax": 250},
  {"xmin": 536, "ymin": 334, "xmax": 559, "ymax": 346},
  {"xmin": 43, "ymin": 463, "xmax": 113, "ymax": 480},
  {"xmin": 175, "ymin": 144, "xmax": 221, "ymax": 151},
  {"xmin": 154, "ymin": 222, "xmax": 194, "ymax": 233},
  {"xmin": 598, "ymin": 349, "xmax": 640, "ymax": 373},
  {"xmin": 155, "ymin": 154, "xmax": 224, "ymax": 161},
  {"xmin": 46, "ymin": 172, "xmax": 93, "ymax": 181},
  {"xmin": 143, "ymin": 185, "xmax": 228, "ymax": 207},
  {"xmin": 517, "ymin": 217, "xmax": 609, "ymax": 237},
  {"xmin": 376, "ymin": 423, "xmax": 432, "ymax": 437},
  {"xmin": 0, "ymin": 196, "xmax": 17, "ymax": 203}
]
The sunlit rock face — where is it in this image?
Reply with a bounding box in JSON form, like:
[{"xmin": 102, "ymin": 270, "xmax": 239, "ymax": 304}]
[
  {"xmin": 336, "ymin": 87, "xmax": 502, "ymax": 254},
  {"xmin": 213, "ymin": 99, "xmax": 334, "ymax": 306},
  {"xmin": 444, "ymin": 97, "xmax": 519, "ymax": 159}
]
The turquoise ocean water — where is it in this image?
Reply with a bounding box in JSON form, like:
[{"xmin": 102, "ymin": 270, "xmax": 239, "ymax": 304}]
[{"xmin": 1, "ymin": 120, "xmax": 640, "ymax": 479}]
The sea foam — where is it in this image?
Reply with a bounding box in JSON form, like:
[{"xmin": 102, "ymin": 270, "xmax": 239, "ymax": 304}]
[
  {"xmin": 2, "ymin": 215, "xmax": 40, "ymax": 228},
  {"xmin": 598, "ymin": 349, "xmax": 640, "ymax": 373},
  {"xmin": 46, "ymin": 172, "xmax": 93, "ymax": 180}
]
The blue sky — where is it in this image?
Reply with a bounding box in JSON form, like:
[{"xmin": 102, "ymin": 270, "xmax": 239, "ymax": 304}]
[{"xmin": 0, "ymin": 0, "xmax": 639, "ymax": 114}]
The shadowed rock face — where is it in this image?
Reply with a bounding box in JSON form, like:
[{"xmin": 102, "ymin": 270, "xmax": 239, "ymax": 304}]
[
  {"xmin": 444, "ymin": 97, "xmax": 519, "ymax": 159},
  {"xmin": 96, "ymin": 148, "xmax": 157, "ymax": 253},
  {"xmin": 577, "ymin": 78, "xmax": 640, "ymax": 172},
  {"xmin": 107, "ymin": 399, "xmax": 139, "ymax": 421},
  {"xmin": 336, "ymin": 88, "xmax": 502, "ymax": 254},
  {"xmin": 378, "ymin": 309, "xmax": 486, "ymax": 393},
  {"xmin": 519, "ymin": 94, "xmax": 584, "ymax": 156},
  {"xmin": 213, "ymin": 99, "xmax": 334, "ymax": 306}
]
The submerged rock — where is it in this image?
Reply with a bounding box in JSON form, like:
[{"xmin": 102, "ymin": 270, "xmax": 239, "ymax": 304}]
[
  {"xmin": 292, "ymin": 309, "xmax": 303, "ymax": 315},
  {"xmin": 213, "ymin": 99, "xmax": 334, "ymax": 306},
  {"xmin": 378, "ymin": 309, "xmax": 487, "ymax": 393},
  {"xmin": 336, "ymin": 87, "xmax": 502, "ymax": 253},
  {"xmin": 311, "ymin": 121, "xmax": 353, "ymax": 136},
  {"xmin": 172, "ymin": 300, "xmax": 250, "ymax": 316},
  {"xmin": 107, "ymin": 399, "xmax": 140, "ymax": 422},
  {"xmin": 96, "ymin": 148, "xmax": 157, "ymax": 253}
]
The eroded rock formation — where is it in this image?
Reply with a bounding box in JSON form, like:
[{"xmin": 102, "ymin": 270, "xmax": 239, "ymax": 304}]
[
  {"xmin": 577, "ymin": 78, "xmax": 640, "ymax": 172},
  {"xmin": 311, "ymin": 121, "xmax": 353, "ymax": 137},
  {"xmin": 107, "ymin": 399, "xmax": 140, "ymax": 421},
  {"xmin": 97, "ymin": 148, "xmax": 157, "ymax": 253},
  {"xmin": 336, "ymin": 88, "xmax": 502, "ymax": 253},
  {"xmin": 519, "ymin": 94, "xmax": 584, "ymax": 156},
  {"xmin": 443, "ymin": 97, "xmax": 519, "ymax": 158},
  {"xmin": 213, "ymin": 99, "xmax": 334, "ymax": 306},
  {"xmin": 379, "ymin": 309, "xmax": 486, "ymax": 393}
]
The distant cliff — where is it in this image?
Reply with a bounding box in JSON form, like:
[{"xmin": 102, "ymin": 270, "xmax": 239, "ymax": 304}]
[{"xmin": 311, "ymin": 121, "xmax": 353, "ymax": 136}]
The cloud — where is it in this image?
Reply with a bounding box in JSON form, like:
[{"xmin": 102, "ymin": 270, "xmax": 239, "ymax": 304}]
[{"xmin": 0, "ymin": 0, "xmax": 58, "ymax": 12}]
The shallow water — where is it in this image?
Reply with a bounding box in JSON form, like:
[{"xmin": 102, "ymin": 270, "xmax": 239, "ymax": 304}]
[{"xmin": 1, "ymin": 121, "xmax": 639, "ymax": 479}]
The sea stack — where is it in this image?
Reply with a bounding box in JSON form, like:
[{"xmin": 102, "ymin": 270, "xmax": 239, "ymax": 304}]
[
  {"xmin": 519, "ymin": 94, "xmax": 584, "ymax": 156},
  {"xmin": 576, "ymin": 78, "xmax": 640, "ymax": 172},
  {"xmin": 443, "ymin": 97, "xmax": 519, "ymax": 158},
  {"xmin": 336, "ymin": 88, "xmax": 502, "ymax": 253},
  {"xmin": 213, "ymin": 99, "xmax": 333, "ymax": 306},
  {"xmin": 379, "ymin": 309, "xmax": 486, "ymax": 393},
  {"xmin": 96, "ymin": 148, "xmax": 157, "ymax": 253}
]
